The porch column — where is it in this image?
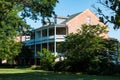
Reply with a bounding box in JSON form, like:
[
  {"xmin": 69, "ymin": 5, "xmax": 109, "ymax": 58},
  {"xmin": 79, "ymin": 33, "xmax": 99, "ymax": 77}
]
[
  {"xmin": 34, "ymin": 29, "xmax": 37, "ymax": 65},
  {"xmin": 47, "ymin": 27, "xmax": 49, "ymax": 37},
  {"xmin": 41, "ymin": 29, "xmax": 42, "ymax": 52},
  {"xmin": 34, "ymin": 44, "xmax": 36, "ymax": 57},
  {"xmin": 47, "ymin": 42, "xmax": 49, "ymax": 50},
  {"xmin": 54, "ymin": 25, "xmax": 57, "ymax": 56},
  {"xmin": 47, "ymin": 28, "xmax": 49, "ymax": 50},
  {"xmin": 41, "ymin": 43, "xmax": 42, "ymax": 52}
]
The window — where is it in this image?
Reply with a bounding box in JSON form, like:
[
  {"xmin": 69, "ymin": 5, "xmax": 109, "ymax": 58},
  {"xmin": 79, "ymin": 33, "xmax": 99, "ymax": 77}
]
[
  {"xmin": 31, "ymin": 32, "xmax": 35, "ymax": 39},
  {"xmin": 86, "ymin": 17, "xmax": 91, "ymax": 23},
  {"xmin": 36, "ymin": 31, "xmax": 41, "ymax": 38},
  {"xmin": 49, "ymin": 28, "xmax": 54, "ymax": 36},
  {"xmin": 56, "ymin": 27, "xmax": 66, "ymax": 35},
  {"xmin": 42, "ymin": 29, "xmax": 47, "ymax": 37}
]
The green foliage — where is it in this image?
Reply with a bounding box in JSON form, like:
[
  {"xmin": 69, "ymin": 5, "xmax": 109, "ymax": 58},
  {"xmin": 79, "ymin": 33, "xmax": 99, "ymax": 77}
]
[
  {"xmin": 59, "ymin": 24, "xmax": 107, "ymax": 60},
  {"xmin": 118, "ymin": 42, "xmax": 120, "ymax": 59},
  {"xmin": 18, "ymin": 0, "xmax": 58, "ymax": 20},
  {"xmin": 0, "ymin": 39, "xmax": 22, "ymax": 64},
  {"xmin": 38, "ymin": 48, "xmax": 55, "ymax": 70},
  {"xmin": 53, "ymin": 61, "xmax": 65, "ymax": 72},
  {"xmin": 19, "ymin": 45, "xmax": 34, "ymax": 58},
  {"xmin": 15, "ymin": 45, "xmax": 34, "ymax": 65},
  {"xmin": 54, "ymin": 60, "xmax": 87, "ymax": 72},
  {"xmin": 0, "ymin": 68, "xmax": 120, "ymax": 80},
  {"xmin": 0, "ymin": 0, "xmax": 58, "ymax": 20},
  {"xmin": 58, "ymin": 24, "xmax": 117, "ymax": 74},
  {"xmin": 0, "ymin": 0, "xmax": 58, "ymax": 60},
  {"xmin": 97, "ymin": 0, "xmax": 120, "ymax": 29}
]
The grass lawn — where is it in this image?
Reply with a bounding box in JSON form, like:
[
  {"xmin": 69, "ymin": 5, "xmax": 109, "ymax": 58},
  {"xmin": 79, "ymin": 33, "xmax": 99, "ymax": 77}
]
[{"xmin": 0, "ymin": 68, "xmax": 120, "ymax": 80}]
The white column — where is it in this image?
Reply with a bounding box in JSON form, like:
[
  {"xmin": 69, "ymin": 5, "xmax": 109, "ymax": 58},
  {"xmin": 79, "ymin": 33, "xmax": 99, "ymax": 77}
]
[
  {"xmin": 34, "ymin": 30, "xmax": 37, "ymax": 57},
  {"xmin": 41, "ymin": 29, "xmax": 42, "ymax": 52},
  {"xmin": 47, "ymin": 28, "xmax": 49, "ymax": 50},
  {"xmin": 41, "ymin": 43, "xmax": 42, "ymax": 52},
  {"xmin": 47, "ymin": 28, "xmax": 49, "ymax": 38},
  {"xmin": 41, "ymin": 29, "xmax": 42, "ymax": 39},
  {"xmin": 34, "ymin": 44, "xmax": 36, "ymax": 57},
  {"xmin": 34, "ymin": 30, "xmax": 37, "ymax": 65},
  {"xmin": 54, "ymin": 25, "xmax": 57, "ymax": 56}
]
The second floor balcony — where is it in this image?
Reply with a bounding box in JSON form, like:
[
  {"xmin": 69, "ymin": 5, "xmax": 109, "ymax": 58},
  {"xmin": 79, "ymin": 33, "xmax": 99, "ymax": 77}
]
[{"xmin": 24, "ymin": 26, "xmax": 67, "ymax": 45}]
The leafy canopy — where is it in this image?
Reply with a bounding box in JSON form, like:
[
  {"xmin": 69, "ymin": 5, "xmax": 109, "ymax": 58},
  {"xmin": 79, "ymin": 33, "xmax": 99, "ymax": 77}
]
[
  {"xmin": 96, "ymin": 0, "xmax": 120, "ymax": 29},
  {"xmin": 0, "ymin": 0, "xmax": 58, "ymax": 60},
  {"xmin": 38, "ymin": 48, "xmax": 55, "ymax": 70},
  {"xmin": 58, "ymin": 24, "xmax": 112, "ymax": 63},
  {"xmin": 58, "ymin": 24, "xmax": 117, "ymax": 73}
]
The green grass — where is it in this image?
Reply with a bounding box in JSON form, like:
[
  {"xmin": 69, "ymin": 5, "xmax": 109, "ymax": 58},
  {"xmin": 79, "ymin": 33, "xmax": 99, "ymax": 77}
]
[{"xmin": 0, "ymin": 68, "xmax": 120, "ymax": 80}]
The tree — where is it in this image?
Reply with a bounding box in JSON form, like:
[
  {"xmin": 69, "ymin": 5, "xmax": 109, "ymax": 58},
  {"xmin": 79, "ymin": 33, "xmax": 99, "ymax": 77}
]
[
  {"xmin": 0, "ymin": 0, "xmax": 58, "ymax": 20},
  {"xmin": 0, "ymin": 39, "xmax": 22, "ymax": 64},
  {"xmin": 0, "ymin": 0, "xmax": 58, "ymax": 60},
  {"xmin": 38, "ymin": 48, "xmax": 55, "ymax": 70},
  {"xmin": 15, "ymin": 45, "xmax": 34, "ymax": 65},
  {"xmin": 59, "ymin": 24, "xmax": 108, "ymax": 59},
  {"xmin": 118, "ymin": 42, "xmax": 120, "ymax": 60},
  {"xmin": 58, "ymin": 24, "xmax": 116, "ymax": 73},
  {"xmin": 96, "ymin": 0, "xmax": 120, "ymax": 29}
]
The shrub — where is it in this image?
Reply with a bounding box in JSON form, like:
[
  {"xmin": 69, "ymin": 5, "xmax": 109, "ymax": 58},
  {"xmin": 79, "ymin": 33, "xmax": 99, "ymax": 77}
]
[
  {"xmin": 87, "ymin": 62, "xmax": 119, "ymax": 75},
  {"xmin": 53, "ymin": 61, "xmax": 65, "ymax": 72},
  {"xmin": 38, "ymin": 48, "xmax": 55, "ymax": 71},
  {"xmin": 54, "ymin": 57, "xmax": 120, "ymax": 75},
  {"xmin": 40, "ymin": 58, "xmax": 54, "ymax": 70},
  {"xmin": 53, "ymin": 59, "xmax": 89, "ymax": 72}
]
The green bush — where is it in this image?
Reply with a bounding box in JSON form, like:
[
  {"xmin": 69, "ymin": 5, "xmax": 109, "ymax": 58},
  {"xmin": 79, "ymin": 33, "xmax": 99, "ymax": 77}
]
[
  {"xmin": 87, "ymin": 62, "xmax": 120, "ymax": 75},
  {"xmin": 40, "ymin": 58, "xmax": 54, "ymax": 70},
  {"xmin": 38, "ymin": 48, "xmax": 55, "ymax": 71},
  {"xmin": 53, "ymin": 59, "xmax": 89, "ymax": 72},
  {"xmin": 53, "ymin": 57, "xmax": 120, "ymax": 75},
  {"xmin": 53, "ymin": 61, "xmax": 66, "ymax": 72}
]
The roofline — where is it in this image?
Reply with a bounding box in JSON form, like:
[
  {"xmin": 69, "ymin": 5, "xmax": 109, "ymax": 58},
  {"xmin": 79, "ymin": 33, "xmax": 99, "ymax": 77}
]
[{"xmin": 66, "ymin": 9, "xmax": 101, "ymax": 24}]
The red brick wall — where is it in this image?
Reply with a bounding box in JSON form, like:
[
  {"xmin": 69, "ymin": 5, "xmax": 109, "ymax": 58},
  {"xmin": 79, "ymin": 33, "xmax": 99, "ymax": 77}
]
[{"xmin": 66, "ymin": 9, "xmax": 108, "ymax": 38}]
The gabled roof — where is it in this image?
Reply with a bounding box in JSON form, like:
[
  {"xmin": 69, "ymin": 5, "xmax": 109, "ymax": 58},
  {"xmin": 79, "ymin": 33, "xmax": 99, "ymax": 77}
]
[
  {"xmin": 61, "ymin": 12, "xmax": 81, "ymax": 24},
  {"xmin": 61, "ymin": 9, "xmax": 101, "ymax": 24}
]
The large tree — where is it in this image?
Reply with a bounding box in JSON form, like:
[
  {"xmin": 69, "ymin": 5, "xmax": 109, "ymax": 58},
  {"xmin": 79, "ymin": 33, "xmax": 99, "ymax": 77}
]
[
  {"xmin": 0, "ymin": 0, "xmax": 58, "ymax": 61},
  {"xmin": 96, "ymin": 0, "xmax": 120, "ymax": 29},
  {"xmin": 59, "ymin": 24, "xmax": 108, "ymax": 59},
  {"xmin": 58, "ymin": 24, "xmax": 117, "ymax": 73},
  {"xmin": 0, "ymin": 39, "xmax": 22, "ymax": 64}
]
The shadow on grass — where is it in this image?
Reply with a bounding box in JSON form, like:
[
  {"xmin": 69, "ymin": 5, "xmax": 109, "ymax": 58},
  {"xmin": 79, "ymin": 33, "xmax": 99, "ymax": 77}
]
[{"xmin": 0, "ymin": 70, "xmax": 120, "ymax": 80}]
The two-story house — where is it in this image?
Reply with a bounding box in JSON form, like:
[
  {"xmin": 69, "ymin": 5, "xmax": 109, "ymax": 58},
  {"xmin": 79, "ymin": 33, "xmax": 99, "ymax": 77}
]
[{"xmin": 24, "ymin": 9, "xmax": 108, "ymax": 57}]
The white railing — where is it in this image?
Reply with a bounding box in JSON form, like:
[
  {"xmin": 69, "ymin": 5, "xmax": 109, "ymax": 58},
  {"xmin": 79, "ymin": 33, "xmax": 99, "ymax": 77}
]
[
  {"xmin": 24, "ymin": 35, "xmax": 66, "ymax": 45},
  {"xmin": 56, "ymin": 35, "xmax": 66, "ymax": 39}
]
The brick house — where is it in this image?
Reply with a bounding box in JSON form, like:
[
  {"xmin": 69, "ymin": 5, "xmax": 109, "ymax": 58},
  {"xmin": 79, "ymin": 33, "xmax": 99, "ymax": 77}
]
[{"xmin": 24, "ymin": 9, "xmax": 108, "ymax": 57}]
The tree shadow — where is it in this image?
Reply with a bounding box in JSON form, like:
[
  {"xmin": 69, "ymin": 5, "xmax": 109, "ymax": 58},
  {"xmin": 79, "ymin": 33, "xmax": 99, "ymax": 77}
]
[{"xmin": 0, "ymin": 70, "xmax": 120, "ymax": 80}]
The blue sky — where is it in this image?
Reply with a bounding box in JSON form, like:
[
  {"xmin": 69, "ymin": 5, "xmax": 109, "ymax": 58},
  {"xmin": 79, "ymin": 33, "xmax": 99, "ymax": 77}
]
[{"xmin": 27, "ymin": 0, "xmax": 120, "ymax": 41}]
